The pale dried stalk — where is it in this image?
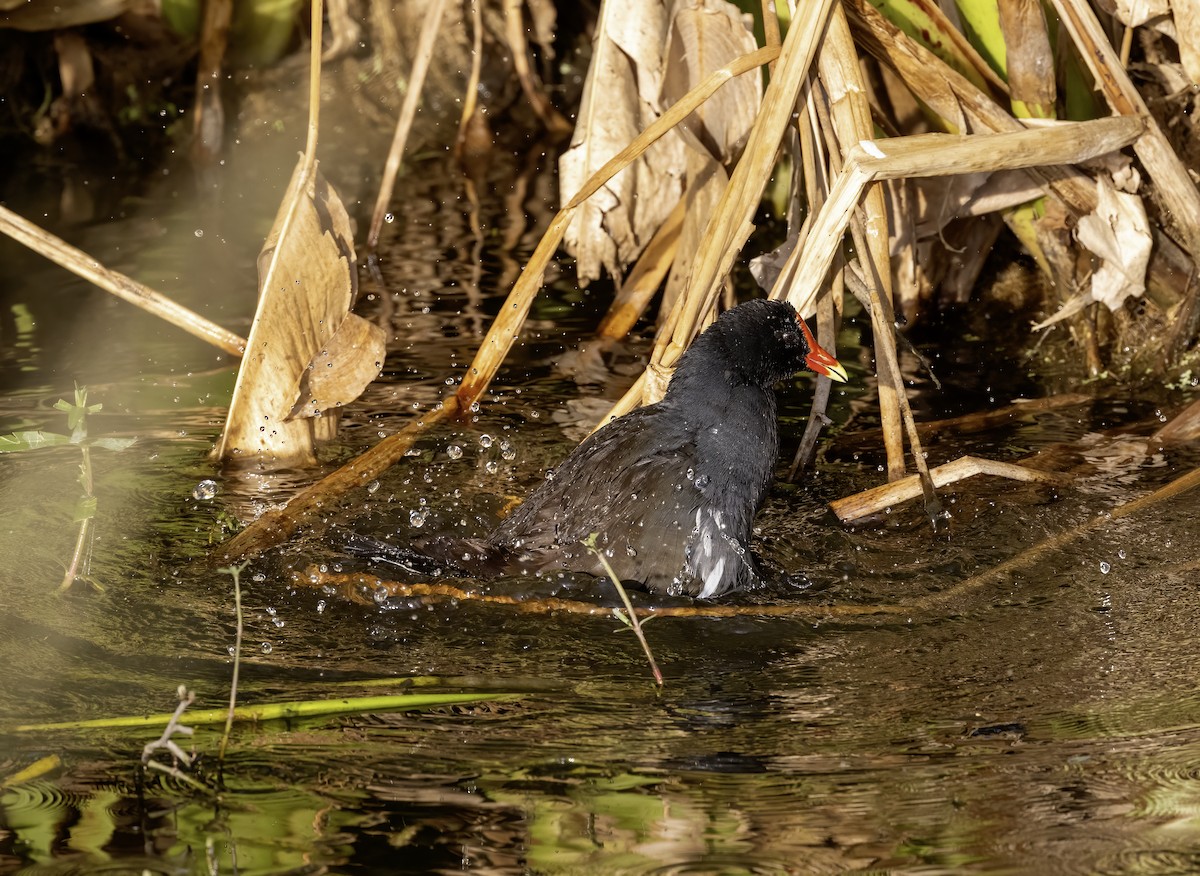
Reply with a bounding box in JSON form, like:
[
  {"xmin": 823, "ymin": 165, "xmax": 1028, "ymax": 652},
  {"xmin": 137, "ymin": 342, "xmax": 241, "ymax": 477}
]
[
  {"xmin": 816, "ymin": 5, "xmax": 907, "ymax": 481},
  {"xmin": 454, "ymin": 0, "xmax": 484, "ymax": 155},
  {"xmin": 829, "ymin": 455, "xmax": 1070, "ymax": 522},
  {"xmin": 503, "ymin": 0, "xmax": 570, "ymax": 134},
  {"xmin": 785, "ymin": 117, "xmax": 1145, "ymax": 318},
  {"xmin": 0, "ymin": 204, "xmax": 245, "ymax": 357},
  {"xmin": 367, "ymin": 0, "xmax": 448, "ymax": 251}
]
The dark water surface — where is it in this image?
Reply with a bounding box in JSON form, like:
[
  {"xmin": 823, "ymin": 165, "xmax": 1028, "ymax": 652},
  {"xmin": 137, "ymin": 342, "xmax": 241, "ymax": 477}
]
[{"xmin": 3, "ymin": 144, "xmax": 1200, "ymax": 875}]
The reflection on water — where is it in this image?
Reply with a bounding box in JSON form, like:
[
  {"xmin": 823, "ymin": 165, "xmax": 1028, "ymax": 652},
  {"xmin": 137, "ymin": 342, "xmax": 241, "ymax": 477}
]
[{"xmin": 3, "ymin": 145, "xmax": 1200, "ymax": 873}]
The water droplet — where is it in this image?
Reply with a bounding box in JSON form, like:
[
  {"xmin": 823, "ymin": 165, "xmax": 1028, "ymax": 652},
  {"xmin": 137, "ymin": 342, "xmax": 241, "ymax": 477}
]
[
  {"xmin": 367, "ymin": 480, "xmax": 381, "ymax": 494},
  {"xmin": 479, "ymin": 434, "xmax": 493, "ymax": 448},
  {"xmin": 194, "ymin": 228, "xmax": 204, "ymax": 238},
  {"xmin": 1099, "ymin": 561, "xmax": 1111, "ymax": 574},
  {"xmin": 260, "ymin": 642, "xmax": 273, "ymax": 654},
  {"xmin": 500, "ymin": 440, "xmax": 516, "ymax": 460},
  {"xmin": 445, "ymin": 377, "xmax": 456, "ymax": 385},
  {"xmin": 227, "ymin": 645, "xmax": 236, "ymax": 656},
  {"xmin": 626, "ymin": 546, "xmax": 637, "ymax": 557},
  {"xmin": 273, "ymin": 617, "xmax": 285, "ymax": 628},
  {"xmin": 447, "ymin": 444, "xmax": 463, "ymax": 460},
  {"xmin": 1118, "ymin": 549, "xmax": 1127, "ymax": 559},
  {"xmin": 192, "ymin": 479, "xmax": 218, "ymax": 500},
  {"xmin": 470, "ymin": 402, "xmax": 481, "ymax": 413},
  {"xmin": 384, "ymin": 212, "xmax": 395, "ymax": 223},
  {"xmin": 410, "ymin": 509, "xmax": 428, "ymax": 527},
  {"xmin": 485, "ymin": 460, "xmax": 499, "ymax": 474},
  {"xmin": 316, "ymin": 599, "xmax": 327, "ymax": 613}
]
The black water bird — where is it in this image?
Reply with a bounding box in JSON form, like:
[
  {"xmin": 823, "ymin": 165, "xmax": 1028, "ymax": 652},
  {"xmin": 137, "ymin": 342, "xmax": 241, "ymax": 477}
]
[{"xmin": 344, "ymin": 298, "xmax": 848, "ymax": 598}]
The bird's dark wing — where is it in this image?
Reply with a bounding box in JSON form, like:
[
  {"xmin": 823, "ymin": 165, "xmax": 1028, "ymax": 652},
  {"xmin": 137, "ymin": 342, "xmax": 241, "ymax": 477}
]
[{"xmin": 493, "ymin": 406, "xmax": 759, "ymax": 595}]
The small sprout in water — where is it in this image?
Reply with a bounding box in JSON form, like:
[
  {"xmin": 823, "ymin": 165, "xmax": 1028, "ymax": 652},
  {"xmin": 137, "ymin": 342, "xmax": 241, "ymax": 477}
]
[
  {"xmin": 479, "ymin": 434, "xmax": 494, "ymax": 448},
  {"xmin": 447, "ymin": 444, "xmax": 463, "ymax": 459},
  {"xmin": 192, "ymin": 479, "xmax": 219, "ymax": 501},
  {"xmin": 260, "ymin": 642, "xmax": 273, "ymax": 654},
  {"xmin": 410, "ymin": 509, "xmax": 428, "ymax": 527},
  {"xmin": 1099, "ymin": 561, "xmax": 1111, "ymax": 574}
]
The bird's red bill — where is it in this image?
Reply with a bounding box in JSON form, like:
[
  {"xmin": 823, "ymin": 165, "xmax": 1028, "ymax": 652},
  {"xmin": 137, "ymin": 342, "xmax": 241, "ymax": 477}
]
[{"xmin": 798, "ymin": 319, "xmax": 849, "ymax": 383}]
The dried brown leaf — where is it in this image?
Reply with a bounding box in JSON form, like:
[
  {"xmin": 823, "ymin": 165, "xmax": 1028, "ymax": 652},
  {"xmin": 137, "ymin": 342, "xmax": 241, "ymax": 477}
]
[
  {"xmin": 217, "ymin": 160, "xmax": 370, "ymax": 465},
  {"xmin": 288, "ymin": 313, "xmax": 387, "ymax": 419}
]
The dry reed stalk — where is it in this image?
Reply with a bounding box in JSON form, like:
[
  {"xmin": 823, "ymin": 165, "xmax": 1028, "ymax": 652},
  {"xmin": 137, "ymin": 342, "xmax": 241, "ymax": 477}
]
[
  {"xmin": 454, "ymin": 44, "xmax": 781, "ymax": 412},
  {"xmin": 0, "ymin": 205, "xmax": 246, "ymax": 357},
  {"xmin": 783, "ymin": 117, "xmax": 1145, "ymax": 319},
  {"xmin": 829, "ymin": 455, "xmax": 1071, "ymax": 522},
  {"xmin": 502, "ymin": 0, "xmax": 570, "ymax": 135},
  {"xmin": 454, "ymin": 0, "xmax": 484, "ymax": 160},
  {"xmin": 366, "ymin": 0, "xmax": 448, "ymax": 251},
  {"xmin": 817, "ymin": 6, "xmax": 908, "ymax": 482}
]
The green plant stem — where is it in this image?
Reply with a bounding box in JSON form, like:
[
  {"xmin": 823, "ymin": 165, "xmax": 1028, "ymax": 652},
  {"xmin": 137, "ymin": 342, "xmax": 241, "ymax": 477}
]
[
  {"xmin": 584, "ymin": 535, "xmax": 663, "ymax": 687},
  {"xmin": 217, "ymin": 563, "xmax": 246, "ymax": 765},
  {"xmin": 59, "ymin": 444, "xmax": 94, "ymax": 592}
]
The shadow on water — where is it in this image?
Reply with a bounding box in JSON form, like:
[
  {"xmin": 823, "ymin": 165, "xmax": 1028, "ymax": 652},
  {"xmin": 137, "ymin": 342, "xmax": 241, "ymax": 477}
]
[{"xmin": 3, "ymin": 142, "xmax": 1200, "ymax": 874}]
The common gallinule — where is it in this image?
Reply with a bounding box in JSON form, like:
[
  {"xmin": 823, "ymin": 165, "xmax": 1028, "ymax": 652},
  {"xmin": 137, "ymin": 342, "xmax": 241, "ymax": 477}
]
[{"xmin": 345, "ymin": 298, "xmax": 847, "ymax": 598}]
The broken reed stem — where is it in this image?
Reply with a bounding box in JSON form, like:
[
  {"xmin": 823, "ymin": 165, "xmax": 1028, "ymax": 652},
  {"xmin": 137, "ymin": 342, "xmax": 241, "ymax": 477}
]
[
  {"xmin": 312, "ymin": 463, "xmax": 1200, "ymax": 619},
  {"xmin": 367, "ymin": 0, "xmax": 448, "ymax": 251},
  {"xmin": 0, "ymin": 205, "xmax": 245, "ymax": 357}
]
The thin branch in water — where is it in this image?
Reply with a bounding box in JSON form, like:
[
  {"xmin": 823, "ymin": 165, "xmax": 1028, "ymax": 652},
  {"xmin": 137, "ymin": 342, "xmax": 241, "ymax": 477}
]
[{"xmin": 583, "ymin": 533, "xmax": 663, "ymax": 687}]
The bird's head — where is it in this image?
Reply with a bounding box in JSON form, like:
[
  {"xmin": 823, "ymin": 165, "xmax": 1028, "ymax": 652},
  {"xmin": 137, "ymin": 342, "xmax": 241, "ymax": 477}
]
[{"xmin": 689, "ymin": 298, "xmax": 849, "ymax": 388}]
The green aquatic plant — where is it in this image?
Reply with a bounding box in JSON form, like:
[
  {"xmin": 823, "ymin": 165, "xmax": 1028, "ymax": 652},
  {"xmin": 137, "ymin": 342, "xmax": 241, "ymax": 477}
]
[
  {"xmin": 0, "ymin": 385, "xmax": 135, "ymax": 591},
  {"xmin": 583, "ymin": 532, "xmax": 663, "ymax": 687}
]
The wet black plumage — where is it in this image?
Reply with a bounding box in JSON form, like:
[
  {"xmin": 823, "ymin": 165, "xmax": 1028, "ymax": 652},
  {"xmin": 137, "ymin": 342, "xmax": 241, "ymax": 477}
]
[{"xmin": 344, "ymin": 298, "xmax": 847, "ymax": 598}]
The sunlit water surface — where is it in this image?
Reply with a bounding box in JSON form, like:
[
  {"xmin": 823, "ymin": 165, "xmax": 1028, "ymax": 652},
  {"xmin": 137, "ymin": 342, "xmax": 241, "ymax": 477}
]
[{"xmin": 2, "ymin": 146, "xmax": 1200, "ymax": 875}]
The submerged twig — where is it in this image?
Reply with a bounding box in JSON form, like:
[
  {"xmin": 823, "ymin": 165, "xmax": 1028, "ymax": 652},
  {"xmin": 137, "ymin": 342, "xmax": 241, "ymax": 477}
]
[{"xmin": 584, "ymin": 534, "xmax": 663, "ymax": 686}]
